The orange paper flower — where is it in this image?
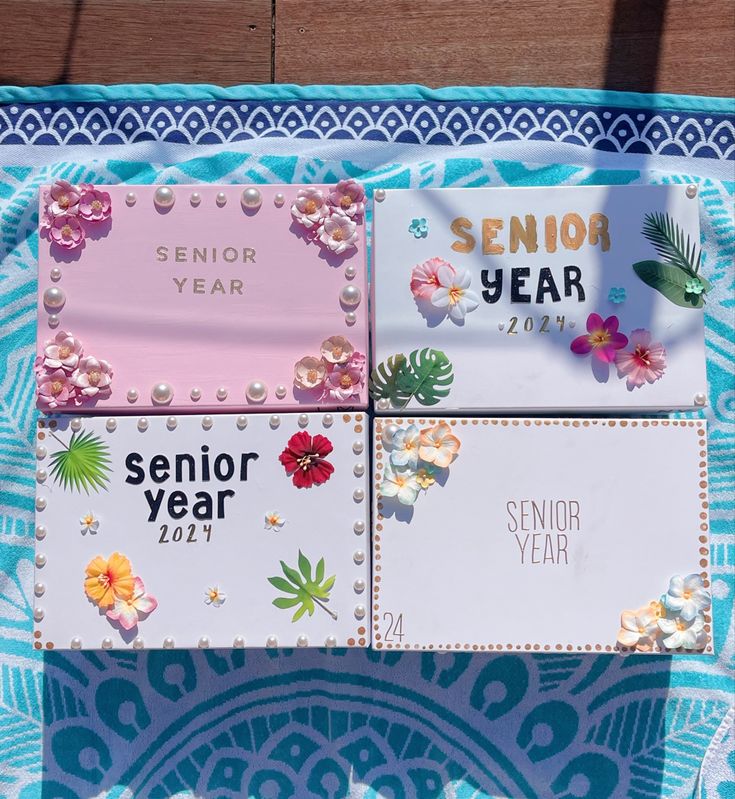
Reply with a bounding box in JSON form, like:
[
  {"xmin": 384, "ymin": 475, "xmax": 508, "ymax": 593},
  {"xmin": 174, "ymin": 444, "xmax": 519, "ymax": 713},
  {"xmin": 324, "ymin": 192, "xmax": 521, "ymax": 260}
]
[{"xmin": 84, "ymin": 552, "xmax": 135, "ymax": 608}]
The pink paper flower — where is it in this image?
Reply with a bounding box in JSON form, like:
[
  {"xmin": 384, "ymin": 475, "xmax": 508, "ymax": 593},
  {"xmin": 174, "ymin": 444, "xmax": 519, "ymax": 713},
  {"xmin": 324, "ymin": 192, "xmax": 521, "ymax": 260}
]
[
  {"xmin": 615, "ymin": 329, "xmax": 667, "ymax": 389},
  {"xmin": 291, "ymin": 187, "xmax": 329, "ymax": 230},
  {"xmin": 37, "ymin": 367, "xmax": 76, "ymax": 408},
  {"xmin": 411, "ymin": 257, "xmax": 455, "ymax": 301},
  {"xmin": 49, "ymin": 214, "xmax": 85, "ymax": 250},
  {"xmin": 320, "ymin": 335, "xmax": 354, "ymax": 365},
  {"xmin": 43, "ymin": 331, "xmax": 83, "ymax": 372},
  {"xmin": 105, "ymin": 576, "xmax": 158, "ymax": 630},
  {"xmin": 294, "ymin": 356, "xmax": 327, "ymax": 391},
  {"xmin": 322, "ymin": 352, "xmax": 365, "ymax": 401},
  {"xmin": 45, "ymin": 180, "xmax": 80, "ymax": 217},
  {"xmin": 570, "ymin": 313, "xmax": 628, "ymax": 363},
  {"xmin": 318, "ymin": 210, "xmax": 358, "ymax": 255},
  {"xmin": 328, "ymin": 179, "xmax": 366, "ymax": 219},
  {"xmin": 78, "ymin": 186, "xmax": 112, "ymax": 222},
  {"xmin": 72, "ymin": 356, "xmax": 113, "ymax": 398}
]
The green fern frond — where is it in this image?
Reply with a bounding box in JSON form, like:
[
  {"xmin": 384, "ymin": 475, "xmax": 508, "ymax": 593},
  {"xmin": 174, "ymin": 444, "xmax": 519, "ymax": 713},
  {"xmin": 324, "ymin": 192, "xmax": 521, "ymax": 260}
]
[
  {"xmin": 49, "ymin": 430, "xmax": 111, "ymax": 494},
  {"xmin": 641, "ymin": 212, "xmax": 701, "ymax": 276}
]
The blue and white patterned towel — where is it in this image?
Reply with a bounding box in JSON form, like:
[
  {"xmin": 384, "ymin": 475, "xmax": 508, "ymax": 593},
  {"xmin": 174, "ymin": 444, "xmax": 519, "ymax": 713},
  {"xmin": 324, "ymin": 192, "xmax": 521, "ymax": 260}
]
[{"xmin": 0, "ymin": 85, "xmax": 733, "ymax": 799}]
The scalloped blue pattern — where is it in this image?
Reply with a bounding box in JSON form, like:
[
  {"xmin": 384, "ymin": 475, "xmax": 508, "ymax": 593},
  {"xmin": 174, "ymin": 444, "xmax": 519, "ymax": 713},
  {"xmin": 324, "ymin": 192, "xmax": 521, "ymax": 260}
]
[{"xmin": 0, "ymin": 87, "xmax": 733, "ymax": 799}]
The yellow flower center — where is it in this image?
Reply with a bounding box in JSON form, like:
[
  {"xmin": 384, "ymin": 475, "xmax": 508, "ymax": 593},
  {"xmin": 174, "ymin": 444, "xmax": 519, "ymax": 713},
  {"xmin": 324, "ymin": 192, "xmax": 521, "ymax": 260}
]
[
  {"xmin": 340, "ymin": 195, "xmax": 353, "ymax": 209},
  {"xmin": 91, "ymin": 199, "xmax": 103, "ymax": 211},
  {"xmin": 209, "ymin": 589, "xmax": 219, "ymax": 601},
  {"xmin": 304, "ymin": 199, "xmax": 317, "ymax": 214},
  {"xmin": 676, "ymin": 620, "xmax": 686, "ymax": 631},
  {"xmin": 683, "ymin": 590, "xmax": 692, "ymax": 599},
  {"xmin": 267, "ymin": 514, "xmax": 279, "ymax": 525},
  {"xmin": 97, "ymin": 574, "xmax": 110, "ymax": 588},
  {"xmin": 88, "ymin": 370, "xmax": 101, "ymax": 386},
  {"xmin": 306, "ymin": 368, "xmax": 319, "ymax": 383},
  {"xmin": 59, "ymin": 344, "xmax": 71, "ymax": 358},
  {"xmin": 332, "ymin": 345, "xmax": 343, "ymax": 358},
  {"xmin": 635, "ymin": 345, "xmax": 650, "ymax": 365},
  {"xmin": 58, "ymin": 194, "xmax": 70, "ymax": 208},
  {"xmin": 50, "ymin": 380, "xmax": 64, "ymax": 395},
  {"xmin": 590, "ymin": 330, "xmax": 611, "ymax": 347},
  {"xmin": 61, "ymin": 224, "xmax": 73, "ymax": 238},
  {"xmin": 332, "ymin": 228, "xmax": 344, "ymax": 242},
  {"xmin": 340, "ymin": 374, "xmax": 353, "ymax": 388},
  {"xmin": 448, "ymin": 285, "xmax": 463, "ymax": 305},
  {"xmin": 297, "ymin": 454, "xmax": 313, "ymax": 471},
  {"xmin": 84, "ymin": 515, "xmax": 94, "ymax": 525}
]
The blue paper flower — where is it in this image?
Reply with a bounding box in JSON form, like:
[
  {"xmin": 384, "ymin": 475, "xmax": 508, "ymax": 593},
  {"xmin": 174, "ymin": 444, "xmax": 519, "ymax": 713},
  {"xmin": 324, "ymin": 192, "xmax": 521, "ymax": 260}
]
[
  {"xmin": 685, "ymin": 277, "xmax": 704, "ymax": 295},
  {"xmin": 608, "ymin": 286, "xmax": 626, "ymax": 304},
  {"xmin": 408, "ymin": 218, "xmax": 429, "ymax": 239}
]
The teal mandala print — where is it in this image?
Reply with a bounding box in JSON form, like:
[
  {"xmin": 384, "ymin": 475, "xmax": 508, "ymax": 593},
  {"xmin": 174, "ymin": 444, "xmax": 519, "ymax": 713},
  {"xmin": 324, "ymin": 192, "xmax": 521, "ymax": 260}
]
[{"xmin": 1, "ymin": 89, "xmax": 734, "ymax": 798}]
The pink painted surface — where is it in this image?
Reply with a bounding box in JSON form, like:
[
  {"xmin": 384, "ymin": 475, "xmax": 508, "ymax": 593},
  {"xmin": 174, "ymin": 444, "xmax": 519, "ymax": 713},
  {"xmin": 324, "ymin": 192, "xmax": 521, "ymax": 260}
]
[{"xmin": 37, "ymin": 184, "xmax": 368, "ymax": 413}]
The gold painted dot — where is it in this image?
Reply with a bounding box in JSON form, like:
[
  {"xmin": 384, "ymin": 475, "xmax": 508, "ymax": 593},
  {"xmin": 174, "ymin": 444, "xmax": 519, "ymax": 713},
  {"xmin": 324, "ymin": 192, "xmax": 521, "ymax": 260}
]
[
  {"xmin": 49, "ymin": 420, "xmax": 57, "ymax": 429},
  {"xmin": 358, "ymin": 638, "xmax": 366, "ymax": 646},
  {"xmin": 343, "ymin": 414, "xmax": 351, "ymax": 422},
  {"xmin": 37, "ymin": 432, "xmax": 45, "ymax": 440},
  {"xmin": 34, "ymin": 642, "xmax": 42, "ymax": 650},
  {"xmin": 354, "ymin": 424, "xmax": 363, "ymax": 433},
  {"xmin": 700, "ymin": 559, "xmax": 708, "ymax": 567},
  {"xmin": 524, "ymin": 420, "xmax": 531, "ymax": 427},
  {"xmin": 472, "ymin": 420, "xmax": 478, "ymax": 425},
  {"xmin": 461, "ymin": 420, "xmax": 468, "ymax": 425},
  {"xmin": 34, "ymin": 630, "xmax": 42, "ymax": 639},
  {"xmin": 375, "ymin": 642, "xmax": 382, "ymax": 649},
  {"xmin": 347, "ymin": 637, "xmax": 355, "ymax": 646},
  {"xmin": 572, "ymin": 420, "xmax": 580, "ymax": 427},
  {"xmin": 609, "ymin": 421, "xmax": 616, "ymax": 427},
  {"xmin": 620, "ymin": 420, "xmax": 628, "ymax": 427},
  {"xmin": 45, "ymin": 642, "xmax": 54, "ymax": 649}
]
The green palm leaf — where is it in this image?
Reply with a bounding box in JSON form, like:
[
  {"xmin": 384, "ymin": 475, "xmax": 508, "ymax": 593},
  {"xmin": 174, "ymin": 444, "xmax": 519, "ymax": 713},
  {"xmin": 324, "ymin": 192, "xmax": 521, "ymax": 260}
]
[
  {"xmin": 48, "ymin": 430, "xmax": 111, "ymax": 494},
  {"xmin": 370, "ymin": 348, "xmax": 454, "ymax": 408},
  {"xmin": 369, "ymin": 353, "xmax": 414, "ymax": 407},
  {"xmin": 269, "ymin": 550, "xmax": 337, "ymax": 622},
  {"xmin": 641, "ymin": 212, "xmax": 702, "ymax": 276}
]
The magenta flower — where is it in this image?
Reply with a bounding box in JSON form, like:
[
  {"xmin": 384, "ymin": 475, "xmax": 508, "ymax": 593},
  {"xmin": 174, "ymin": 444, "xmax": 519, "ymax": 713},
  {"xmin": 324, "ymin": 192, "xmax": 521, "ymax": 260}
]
[
  {"xmin": 45, "ymin": 180, "xmax": 80, "ymax": 217},
  {"xmin": 410, "ymin": 257, "xmax": 455, "ymax": 301},
  {"xmin": 72, "ymin": 356, "xmax": 113, "ymax": 398},
  {"xmin": 291, "ymin": 187, "xmax": 329, "ymax": 230},
  {"xmin": 37, "ymin": 367, "xmax": 76, "ymax": 408},
  {"xmin": 78, "ymin": 186, "xmax": 112, "ymax": 222},
  {"xmin": 328, "ymin": 179, "xmax": 366, "ymax": 219},
  {"xmin": 43, "ymin": 331, "xmax": 83, "ymax": 372},
  {"xmin": 49, "ymin": 214, "xmax": 85, "ymax": 250},
  {"xmin": 570, "ymin": 313, "xmax": 628, "ymax": 363},
  {"xmin": 322, "ymin": 352, "xmax": 365, "ymax": 401},
  {"xmin": 318, "ymin": 210, "xmax": 358, "ymax": 255},
  {"xmin": 615, "ymin": 329, "xmax": 667, "ymax": 389}
]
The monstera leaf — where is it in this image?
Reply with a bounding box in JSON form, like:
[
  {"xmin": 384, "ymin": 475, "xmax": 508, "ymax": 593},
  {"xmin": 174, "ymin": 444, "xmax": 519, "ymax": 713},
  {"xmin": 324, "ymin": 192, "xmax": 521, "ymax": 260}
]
[
  {"xmin": 370, "ymin": 348, "xmax": 454, "ymax": 408},
  {"xmin": 268, "ymin": 551, "xmax": 337, "ymax": 622},
  {"xmin": 632, "ymin": 261, "xmax": 711, "ymax": 309},
  {"xmin": 49, "ymin": 429, "xmax": 111, "ymax": 493}
]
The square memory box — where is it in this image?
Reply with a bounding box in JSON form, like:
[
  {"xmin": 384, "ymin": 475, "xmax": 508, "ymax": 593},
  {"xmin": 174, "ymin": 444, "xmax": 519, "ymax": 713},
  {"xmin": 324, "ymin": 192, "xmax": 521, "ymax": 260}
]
[
  {"xmin": 371, "ymin": 184, "xmax": 707, "ymax": 413},
  {"xmin": 33, "ymin": 412, "xmax": 370, "ymax": 649},
  {"xmin": 373, "ymin": 417, "xmax": 712, "ymax": 654},
  {"xmin": 36, "ymin": 181, "xmax": 368, "ymax": 414}
]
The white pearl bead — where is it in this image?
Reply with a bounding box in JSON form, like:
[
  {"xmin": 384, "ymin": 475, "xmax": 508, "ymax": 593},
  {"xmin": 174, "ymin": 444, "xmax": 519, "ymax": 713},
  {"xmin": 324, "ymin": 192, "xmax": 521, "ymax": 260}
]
[
  {"xmin": 353, "ymin": 520, "xmax": 365, "ymax": 535},
  {"xmin": 246, "ymin": 380, "xmax": 268, "ymax": 403},
  {"xmin": 36, "ymin": 469, "xmax": 47, "ymax": 483},
  {"xmin": 125, "ymin": 191, "xmax": 137, "ymax": 206},
  {"xmin": 202, "ymin": 416, "xmax": 213, "ymax": 430},
  {"xmin": 102, "ymin": 637, "xmax": 113, "ymax": 649},
  {"xmin": 296, "ymin": 634, "xmax": 308, "ymax": 647},
  {"xmin": 274, "ymin": 192, "xmax": 285, "ymax": 207},
  {"xmin": 36, "ymin": 446, "xmax": 47, "ymax": 459},
  {"xmin": 198, "ymin": 636, "xmax": 209, "ymax": 648},
  {"xmin": 381, "ymin": 423, "xmax": 399, "ymax": 447},
  {"xmin": 71, "ymin": 417, "xmax": 82, "ymax": 432},
  {"xmin": 33, "ymin": 605, "xmax": 44, "ymax": 620},
  {"xmin": 298, "ymin": 414, "xmax": 309, "ymax": 427},
  {"xmin": 35, "ymin": 497, "xmax": 47, "ymax": 511},
  {"xmin": 43, "ymin": 287, "xmax": 65, "ymax": 309},
  {"xmin": 34, "ymin": 582, "xmax": 45, "ymax": 596},
  {"xmin": 190, "ymin": 191, "xmax": 202, "ymax": 207},
  {"xmin": 163, "ymin": 637, "xmax": 174, "ymax": 649},
  {"xmin": 266, "ymin": 635, "xmax": 278, "ymax": 648},
  {"xmin": 50, "ymin": 267, "xmax": 62, "ymax": 282},
  {"xmin": 325, "ymin": 635, "xmax": 337, "ymax": 648},
  {"xmin": 353, "ymin": 550, "xmax": 365, "ymax": 565},
  {"xmin": 151, "ymin": 382, "xmax": 173, "ymax": 405},
  {"xmin": 35, "ymin": 553, "xmax": 47, "ymax": 567},
  {"xmin": 374, "ymin": 188, "xmax": 386, "ymax": 202},
  {"xmin": 270, "ymin": 415, "xmax": 280, "ymax": 429},
  {"xmin": 354, "ymin": 605, "xmax": 366, "ymax": 619},
  {"xmin": 216, "ymin": 191, "xmax": 227, "ymax": 207},
  {"xmin": 353, "ymin": 440, "xmax": 364, "ymax": 454},
  {"xmin": 71, "ymin": 637, "xmax": 82, "ymax": 649},
  {"xmin": 275, "ymin": 385, "xmax": 287, "ymax": 399},
  {"xmin": 345, "ymin": 264, "xmax": 357, "ymax": 280},
  {"xmin": 353, "ymin": 488, "xmax": 365, "ymax": 502},
  {"xmin": 236, "ymin": 415, "xmax": 248, "ymax": 430},
  {"xmin": 686, "ymin": 184, "xmax": 698, "ymax": 198},
  {"xmin": 35, "ymin": 525, "xmax": 46, "ymax": 540},
  {"xmin": 127, "ymin": 388, "xmax": 139, "ymax": 403},
  {"xmin": 322, "ymin": 414, "xmax": 333, "ymax": 427},
  {"xmin": 166, "ymin": 416, "xmax": 177, "ymax": 430},
  {"xmin": 216, "ymin": 386, "xmax": 228, "ymax": 401},
  {"xmin": 345, "ymin": 312, "xmax": 357, "ymax": 326},
  {"xmin": 48, "ymin": 314, "xmax": 60, "ymax": 328},
  {"xmin": 377, "ymin": 398, "xmax": 390, "ymax": 411},
  {"xmin": 694, "ymin": 392, "xmax": 707, "ymax": 406},
  {"xmin": 153, "ymin": 186, "xmax": 175, "ymax": 209},
  {"xmin": 241, "ymin": 187, "xmax": 262, "ymax": 210},
  {"xmin": 190, "ymin": 387, "xmax": 202, "ymax": 402},
  {"xmin": 340, "ymin": 285, "xmax": 361, "ymax": 308},
  {"xmin": 354, "ymin": 579, "xmax": 366, "ymax": 593},
  {"xmin": 233, "ymin": 636, "xmax": 245, "ymax": 648},
  {"xmin": 133, "ymin": 637, "xmax": 144, "ymax": 649},
  {"xmin": 137, "ymin": 418, "xmax": 149, "ymax": 432},
  {"xmin": 353, "ymin": 463, "xmax": 365, "ymax": 477},
  {"xmin": 106, "ymin": 419, "xmax": 117, "ymax": 432}
]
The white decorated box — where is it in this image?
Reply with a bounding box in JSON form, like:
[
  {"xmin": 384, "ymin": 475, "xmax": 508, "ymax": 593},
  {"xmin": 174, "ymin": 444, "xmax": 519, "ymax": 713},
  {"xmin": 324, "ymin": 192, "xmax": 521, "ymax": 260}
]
[
  {"xmin": 372, "ymin": 417, "xmax": 713, "ymax": 654},
  {"xmin": 33, "ymin": 412, "xmax": 370, "ymax": 649},
  {"xmin": 371, "ymin": 184, "xmax": 708, "ymax": 413}
]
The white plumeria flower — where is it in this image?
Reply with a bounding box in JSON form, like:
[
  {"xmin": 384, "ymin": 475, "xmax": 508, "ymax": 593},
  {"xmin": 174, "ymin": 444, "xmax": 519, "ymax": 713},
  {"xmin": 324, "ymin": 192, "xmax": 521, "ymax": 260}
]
[
  {"xmin": 79, "ymin": 512, "xmax": 99, "ymax": 535},
  {"xmin": 658, "ymin": 612, "xmax": 706, "ymax": 650},
  {"xmin": 662, "ymin": 573, "xmax": 711, "ymax": 621},
  {"xmin": 617, "ymin": 605, "xmax": 659, "ymax": 650},
  {"xmin": 390, "ymin": 425, "xmax": 420, "ymax": 469},
  {"xmin": 204, "ymin": 586, "xmax": 226, "ymax": 607},
  {"xmin": 379, "ymin": 462, "xmax": 421, "ymax": 506},
  {"xmin": 264, "ymin": 511, "xmax": 286, "ymax": 531},
  {"xmin": 430, "ymin": 265, "xmax": 480, "ymax": 321}
]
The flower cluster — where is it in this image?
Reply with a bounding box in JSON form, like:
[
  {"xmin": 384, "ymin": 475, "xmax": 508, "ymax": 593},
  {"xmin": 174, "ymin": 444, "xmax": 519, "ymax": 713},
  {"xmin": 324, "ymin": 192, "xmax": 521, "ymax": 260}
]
[
  {"xmin": 410, "ymin": 257, "xmax": 480, "ymax": 323},
  {"xmin": 379, "ymin": 422, "xmax": 460, "ymax": 506},
  {"xmin": 40, "ymin": 179, "xmax": 112, "ymax": 251},
  {"xmin": 294, "ymin": 335, "xmax": 365, "ymax": 401},
  {"xmin": 35, "ymin": 330, "xmax": 113, "ymax": 408},
  {"xmin": 571, "ymin": 314, "xmax": 667, "ymax": 390},
  {"xmin": 84, "ymin": 552, "xmax": 157, "ymax": 631},
  {"xmin": 290, "ymin": 179, "xmax": 365, "ymax": 256},
  {"xmin": 617, "ymin": 573, "xmax": 711, "ymax": 652},
  {"xmin": 279, "ymin": 431, "xmax": 334, "ymax": 488}
]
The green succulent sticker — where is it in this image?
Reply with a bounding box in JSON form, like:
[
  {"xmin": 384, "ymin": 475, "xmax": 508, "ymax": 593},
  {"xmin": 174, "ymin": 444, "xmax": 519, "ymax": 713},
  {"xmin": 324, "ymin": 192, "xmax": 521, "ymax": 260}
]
[
  {"xmin": 268, "ymin": 551, "xmax": 337, "ymax": 622},
  {"xmin": 369, "ymin": 347, "xmax": 454, "ymax": 409}
]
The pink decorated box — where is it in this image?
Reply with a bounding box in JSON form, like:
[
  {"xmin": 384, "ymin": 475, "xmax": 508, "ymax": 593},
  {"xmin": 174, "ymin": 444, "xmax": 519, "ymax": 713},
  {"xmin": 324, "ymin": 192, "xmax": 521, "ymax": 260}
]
[{"xmin": 36, "ymin": 181, "xmax": 368, "ymax": 414}]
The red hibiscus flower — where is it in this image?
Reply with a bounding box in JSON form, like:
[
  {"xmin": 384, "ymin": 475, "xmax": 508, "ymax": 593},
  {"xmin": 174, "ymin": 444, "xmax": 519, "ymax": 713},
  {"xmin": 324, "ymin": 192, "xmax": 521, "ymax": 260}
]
[{"xmin": 279, "ymin": 431, "xmax": 334, "ymax": 488}]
